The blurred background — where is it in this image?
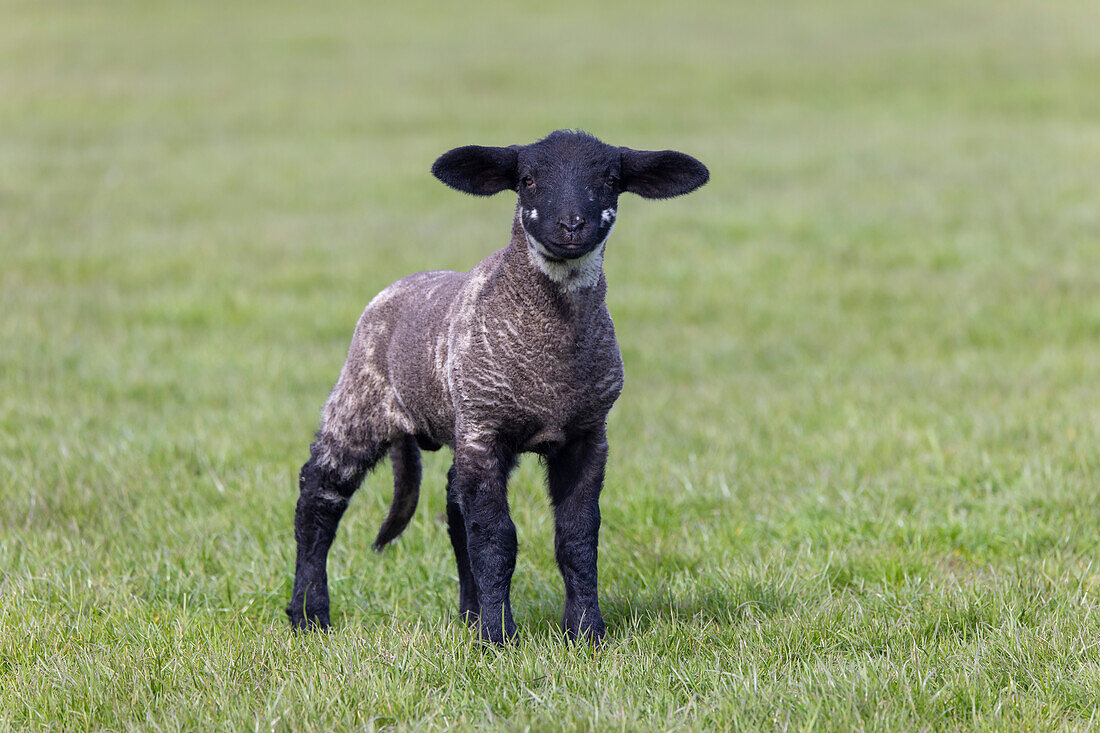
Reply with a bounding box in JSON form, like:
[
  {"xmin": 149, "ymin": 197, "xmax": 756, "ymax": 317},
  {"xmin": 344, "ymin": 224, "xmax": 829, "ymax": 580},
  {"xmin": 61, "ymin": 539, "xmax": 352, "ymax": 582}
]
[{"xmin": 2, "ymin": 0, "xmax": 1099, "ymax": 727}]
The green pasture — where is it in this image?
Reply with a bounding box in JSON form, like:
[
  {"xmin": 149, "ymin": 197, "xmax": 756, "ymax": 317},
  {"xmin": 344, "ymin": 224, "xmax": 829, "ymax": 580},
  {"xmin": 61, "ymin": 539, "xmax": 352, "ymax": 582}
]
[{"xmin": 2, "ymin": 0, "xmax": 1100, "ymax": 729}]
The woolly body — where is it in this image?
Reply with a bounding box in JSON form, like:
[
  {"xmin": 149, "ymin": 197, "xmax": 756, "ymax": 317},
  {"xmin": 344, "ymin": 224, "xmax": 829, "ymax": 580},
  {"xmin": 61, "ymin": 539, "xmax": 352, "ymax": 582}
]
[
  {"xmin": 287, "ymin": 130, "xmax": 708, "ymax": 645},
  {"xmin": 316, "ymin": 214, "xmax": 624, "ymax": 472}
]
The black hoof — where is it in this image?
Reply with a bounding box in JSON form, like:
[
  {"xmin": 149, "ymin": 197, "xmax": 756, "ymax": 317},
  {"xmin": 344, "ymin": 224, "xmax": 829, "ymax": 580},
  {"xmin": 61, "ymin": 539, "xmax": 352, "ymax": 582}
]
[
  {"xmin": 477, "ymin": 619, "xmax": 518, "ymax": 646},
  {"xmin": 563, "ymin": 609, "xmax": 605, "ymax": 646},
  {"xmin": 287, "ymin": 606, "xmax": 331, "ymax": 632}
]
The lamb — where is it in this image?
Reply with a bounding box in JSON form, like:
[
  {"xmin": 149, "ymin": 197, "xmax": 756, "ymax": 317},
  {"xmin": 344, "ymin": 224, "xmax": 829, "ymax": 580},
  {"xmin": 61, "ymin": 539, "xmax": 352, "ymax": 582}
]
[{"xmin": 287, "ymin": 130, "xmax": 709, "ymax": 644}]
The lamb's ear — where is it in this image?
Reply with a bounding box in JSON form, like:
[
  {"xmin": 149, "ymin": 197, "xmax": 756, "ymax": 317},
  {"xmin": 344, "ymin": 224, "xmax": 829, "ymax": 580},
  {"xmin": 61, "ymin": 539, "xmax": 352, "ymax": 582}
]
[
  {"xmin": 431, "ymin": 145, "xmax": 521, "ymax": 196},
  {"xmin": 620, "ymin": 148, "xmax": 710, "ymax": 199}
]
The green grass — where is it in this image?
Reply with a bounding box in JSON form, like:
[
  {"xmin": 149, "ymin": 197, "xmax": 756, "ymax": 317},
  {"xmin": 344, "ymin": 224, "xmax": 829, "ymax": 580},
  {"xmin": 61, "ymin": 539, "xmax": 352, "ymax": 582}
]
[{"xmin": 3, "ymin": 0, "xmax": 1100, "ymax": 729}]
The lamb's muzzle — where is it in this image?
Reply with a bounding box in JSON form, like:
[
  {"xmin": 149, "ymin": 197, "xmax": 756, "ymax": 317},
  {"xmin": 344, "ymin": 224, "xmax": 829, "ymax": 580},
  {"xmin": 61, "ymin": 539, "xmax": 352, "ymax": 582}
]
[{"xmin": 287, "ymin": 129, "xmax": 709, "ymax": 645}]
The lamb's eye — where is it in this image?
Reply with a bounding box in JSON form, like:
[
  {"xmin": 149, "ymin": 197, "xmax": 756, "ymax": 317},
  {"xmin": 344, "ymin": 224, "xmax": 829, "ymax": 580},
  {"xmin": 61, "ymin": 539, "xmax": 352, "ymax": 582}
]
[
  {"xmin": 522, "ymin": 175, "xmax": 535, "ymax": 190},
  {"xmin": 604, "ymin": 173, "xmax": 619, "ymax": 188}
]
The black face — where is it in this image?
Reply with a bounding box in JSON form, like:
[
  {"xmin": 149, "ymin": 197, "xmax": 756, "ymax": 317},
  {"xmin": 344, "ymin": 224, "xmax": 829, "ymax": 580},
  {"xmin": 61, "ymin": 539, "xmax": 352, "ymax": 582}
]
[
  {"xmin": 514, "ymin": 132, "xmax": 622, "ymax": 259},
  {"xmin": 431, "ymin": 130, "xmax": 710, "ymax": 261}
]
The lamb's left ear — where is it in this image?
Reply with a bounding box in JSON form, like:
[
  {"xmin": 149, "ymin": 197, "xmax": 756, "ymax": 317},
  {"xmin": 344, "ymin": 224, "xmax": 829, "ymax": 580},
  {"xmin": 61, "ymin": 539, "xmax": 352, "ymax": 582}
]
[
  {"xmin": 431, "ymin": 145, "xmax": 522, "ymax": 196},
  {"xmin": 620, "ymin": 148, "xmax": 710, "ymax": 199}
]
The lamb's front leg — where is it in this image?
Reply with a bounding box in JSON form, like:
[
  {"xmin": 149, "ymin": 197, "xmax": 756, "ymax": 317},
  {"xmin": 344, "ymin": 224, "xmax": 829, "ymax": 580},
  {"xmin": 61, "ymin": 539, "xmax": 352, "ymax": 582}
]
[
  {"xmin": 547, "ymin": 429, "xmax": 608, "ymax": 644},
  {"xmin": 453, "ymin": 440, "xmax": 518, "ymax": 645},
  {"xmin": 444, "ymin": 464, "xmax": 480, "ymax": 625}
]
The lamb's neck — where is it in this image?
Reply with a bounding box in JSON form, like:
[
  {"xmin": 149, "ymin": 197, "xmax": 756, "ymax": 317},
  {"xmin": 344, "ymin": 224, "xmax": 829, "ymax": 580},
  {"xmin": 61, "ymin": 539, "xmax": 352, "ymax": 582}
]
[{"xmin": 505, "ymin": 214, "xmax": 608, "ymax": 309}]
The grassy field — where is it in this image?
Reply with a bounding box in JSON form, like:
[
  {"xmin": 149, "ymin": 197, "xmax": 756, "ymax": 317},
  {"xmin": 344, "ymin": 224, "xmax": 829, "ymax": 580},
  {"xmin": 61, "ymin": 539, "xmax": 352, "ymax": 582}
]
[{"xmin": 3, "ymin": 0, "xmax": 1100, "ymax": 729}]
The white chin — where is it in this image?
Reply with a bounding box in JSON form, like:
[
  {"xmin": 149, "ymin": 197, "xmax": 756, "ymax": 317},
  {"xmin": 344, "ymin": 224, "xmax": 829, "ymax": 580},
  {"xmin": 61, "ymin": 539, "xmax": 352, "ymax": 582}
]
[{"xmin": 522, "ymin": 224, "xmax": 611, "ymax": 292}]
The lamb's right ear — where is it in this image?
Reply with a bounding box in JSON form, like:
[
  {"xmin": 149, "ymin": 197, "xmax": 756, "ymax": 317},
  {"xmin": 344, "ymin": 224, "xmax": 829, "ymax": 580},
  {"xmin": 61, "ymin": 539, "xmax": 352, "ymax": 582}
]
[{"xmin": 431, "ymin": 145, "xmax": 521, "ymax": 196}]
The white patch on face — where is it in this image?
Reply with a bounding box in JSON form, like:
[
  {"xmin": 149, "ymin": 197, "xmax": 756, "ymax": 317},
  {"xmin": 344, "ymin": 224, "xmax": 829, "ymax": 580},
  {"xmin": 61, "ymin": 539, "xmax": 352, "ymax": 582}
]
[
  {"xmin": 526, "ymin": 208, "xmax": 538, "ymax": 221},
  {"xmin": 600, "ymin": 207, "xmax": 616, "ymax": 225},
  {"xmin": 521, "ymin": 219, "xmax": 611, "ymax": 293}
]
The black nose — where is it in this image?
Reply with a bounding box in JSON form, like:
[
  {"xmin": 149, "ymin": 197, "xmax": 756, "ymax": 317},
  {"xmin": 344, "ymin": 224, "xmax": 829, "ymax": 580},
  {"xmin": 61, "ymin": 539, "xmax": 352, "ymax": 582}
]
[{"xmin": 558, "ymin": 214, "xmax": 585, "ymax": 233}]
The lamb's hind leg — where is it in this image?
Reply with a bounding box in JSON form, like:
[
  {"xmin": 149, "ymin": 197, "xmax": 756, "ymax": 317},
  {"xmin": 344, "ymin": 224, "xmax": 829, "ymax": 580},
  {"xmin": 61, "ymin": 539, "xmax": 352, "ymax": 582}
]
[{"xmin": 288, "ymin": 439, "xmax": 384, "ymax": 631}]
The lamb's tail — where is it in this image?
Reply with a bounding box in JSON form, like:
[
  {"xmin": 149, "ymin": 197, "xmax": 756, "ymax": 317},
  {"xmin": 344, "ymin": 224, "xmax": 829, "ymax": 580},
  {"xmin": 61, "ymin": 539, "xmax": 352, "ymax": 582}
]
[{"xmin": 372, "ymin": 434, "xmax": 421, "ymax": 550}]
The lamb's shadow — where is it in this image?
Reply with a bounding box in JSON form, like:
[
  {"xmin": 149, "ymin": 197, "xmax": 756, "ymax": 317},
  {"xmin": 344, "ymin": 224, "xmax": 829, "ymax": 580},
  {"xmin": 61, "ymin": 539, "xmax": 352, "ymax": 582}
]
[{"xmin": 523, "ymin": 577, "xmax": 800, "ymax": 638}]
